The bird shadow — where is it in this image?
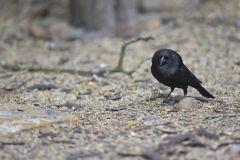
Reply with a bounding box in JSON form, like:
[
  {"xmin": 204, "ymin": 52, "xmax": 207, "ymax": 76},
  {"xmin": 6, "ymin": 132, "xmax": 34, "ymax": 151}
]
[{"xmin": 161, "ymin": 95, "xmax": 218, "ymax": 105}]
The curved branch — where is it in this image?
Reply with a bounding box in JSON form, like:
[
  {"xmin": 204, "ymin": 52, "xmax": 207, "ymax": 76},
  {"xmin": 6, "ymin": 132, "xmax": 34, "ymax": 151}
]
[
  {"xmin": 114, "ymin": 36, "xmax": 154, "ymax": 71},
  {"xmin": 0, "ymin": 35, "xmax": 154, "ymax": 76}
]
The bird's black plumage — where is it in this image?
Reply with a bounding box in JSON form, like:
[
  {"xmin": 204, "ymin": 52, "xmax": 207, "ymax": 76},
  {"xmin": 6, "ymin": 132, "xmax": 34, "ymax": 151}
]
[{"xmin": 151, "ymin": 49, "xmax": 214, "ymax": 99}]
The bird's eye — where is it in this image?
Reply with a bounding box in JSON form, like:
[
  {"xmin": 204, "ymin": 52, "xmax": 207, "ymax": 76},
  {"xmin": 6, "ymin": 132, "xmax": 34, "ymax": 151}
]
[
  {"xmin": 160, "ymin": 56, "xmax": 169, "ymax": 66},
  {"xmin": 164, "ymin": 56, "xmax": 169, "ymax": 60}
]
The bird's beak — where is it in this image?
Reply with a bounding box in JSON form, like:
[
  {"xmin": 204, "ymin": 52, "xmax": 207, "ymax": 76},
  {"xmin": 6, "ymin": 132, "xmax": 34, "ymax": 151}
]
[{"xmin": 160, "ymin": 57, "xmax": 165, "ymax": 66}]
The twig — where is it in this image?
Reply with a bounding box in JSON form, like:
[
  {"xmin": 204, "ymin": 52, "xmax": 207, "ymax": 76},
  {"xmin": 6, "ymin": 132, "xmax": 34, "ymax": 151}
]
[
  {"xmin": 3, "ymin": 77, "xmax": 33, "ymax": 91},
  {"xmin": 118, "ymin": 151, "xmax": 162, "ymax": 160},
  {"xmin": 0, "ymin": 63, "xmax": 22, "ymax": 71},
  {"xmin": 0, "ymin": 141, "xmax": 25, "ymax": 148},
  {"xmin": 27, "ymin": 66, "xmax": 92, "ymax": 76},
  {"xmin": 66, "ymin": 151, "xmax": 101, "ymax": 160},
  {"xmin": 0, "ymin": 63, "xmax": 92, "ymax": 76},
  {"xmin": 110, "ymin": 36, "xmax": 154, "ymax": 76},
  {"xmin": 52, "ymin": 140, "xmax": 75, "ymax": 144},
  {"xmin": 210, "ymin": 141, "xmax": 240, "ymax": 151},
  {"xmin": 204, "ymin": 114, "xmax": 240, "ymax": 120},
  {"xmin": 105, "ymin": 105, "xmax": 127, "ymax": 112},
  {"xmin": 0, "ymin": 36, "xmax": 153, "ymax": 76}
]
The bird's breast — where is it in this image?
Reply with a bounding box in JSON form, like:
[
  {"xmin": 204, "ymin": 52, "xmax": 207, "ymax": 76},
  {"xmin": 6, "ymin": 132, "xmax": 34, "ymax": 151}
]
[{"xmin": 151, "ymin": 65, "xmax": 174, "ymax": 87}]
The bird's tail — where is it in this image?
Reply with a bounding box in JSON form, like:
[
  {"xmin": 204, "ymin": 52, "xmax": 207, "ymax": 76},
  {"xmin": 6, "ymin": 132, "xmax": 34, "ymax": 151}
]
[{"xmin": 193, "ymin": 84, "xmax": 215, "ymax": 99}]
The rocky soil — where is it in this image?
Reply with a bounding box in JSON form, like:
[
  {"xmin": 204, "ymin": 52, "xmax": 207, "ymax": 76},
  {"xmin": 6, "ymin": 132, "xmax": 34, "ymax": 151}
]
[{"xmin": 0, "ymin": 1, "xmax": 240, "ymax": 160}]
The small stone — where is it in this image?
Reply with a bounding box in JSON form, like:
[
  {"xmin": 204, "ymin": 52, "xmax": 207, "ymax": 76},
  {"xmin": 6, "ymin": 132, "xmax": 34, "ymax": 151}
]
[
  {"xmin": 91, "ymin": 64, "xmax": 109, "ymax": 75},
  {"xmin": 76, "ymin": 95, "xmax": 82, "ymax": 99},
  {"xmin": 148, "ymin": 90, "xmax": 163, "ymax": 100},
  {"xmin": 104, "ymin": 92, "xmax": 113, "ymax": 97},
  {"xmin": 64, "ymin": 101, "xmax": 81, "ymax": 110},
  {"xmin": 73, "ymin": 126, "xmax": 82, "ymax": 134},
  {"xmin": 78, "ymin": 89, "xmax": 92, "ymax": 95},
  {"xmin": 167, "ymin": 107, "xmax": 179, "ymax": 113},
  {"xmin": 58, "ymin": 56, "xmax": 70, "ymax": 65},
  {"xmin": 27, "ymin": 83, "xmax": 57, "ymax": 91},
  {"xmin": 104, "ymin": 92, "xmax": 122, "ymax": 101},
  {"xmin": 175, "ymin": 97, "xmax": 199, "ymax": 110},
  {"xmin": 105, "ymin": 105, "xmax": 126, "ymax": 111},
  {"xmin": 51, "ymin": 105, "xmax": 58, "ymax": 109},
  {"xmin": 61, "ymin": 87, "xmax": 72, "ymax": 93},
  {"xmin": 32, "ymin": 102, "xmax": 41, "ymax": 106},
  {"xmin": 234, "ymin": 108, "xmax": 240, "ymax": 113},
  {"xmin": 39, "ymin": 129, "xmax": 59, "ymax": 138},
  {"xmin": 0, "ymin": 101, "xmax": 78, "ymax": 137},
  {"xmin": 48, "ymin": 41, "xmax": 71, "ymax": 51},
  {"xmin": 108, "ymin": 95, "xmax": 122, "ymax": 101}
]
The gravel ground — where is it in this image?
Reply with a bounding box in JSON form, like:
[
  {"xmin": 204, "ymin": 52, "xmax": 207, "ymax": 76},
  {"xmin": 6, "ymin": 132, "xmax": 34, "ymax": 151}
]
[{"xmin": 0, "ymin": 1, "xmax": 240, "ymax": 160}]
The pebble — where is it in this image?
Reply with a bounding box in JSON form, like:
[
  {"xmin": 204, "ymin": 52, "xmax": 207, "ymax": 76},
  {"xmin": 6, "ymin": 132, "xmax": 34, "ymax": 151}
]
[
  {"xmin": 104, "ymin": 91, "xmax": 122, "ymax": 101},
  {"xmin": 78, "ymin": 89, "xmax": 92, "ymax": 95},
  {"xmin": 175, "ymin": 97, "xmax": 199, "ymax": 110},
  {"xmin": 64, "ymin": 101, "xmax": 81, "ymax": 110}
]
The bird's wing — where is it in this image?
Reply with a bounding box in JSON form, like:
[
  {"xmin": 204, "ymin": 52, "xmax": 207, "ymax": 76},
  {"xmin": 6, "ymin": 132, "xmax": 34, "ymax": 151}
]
[{"xmin": 175, "ymin": 64, "xmax": 202, "ymax": 85}]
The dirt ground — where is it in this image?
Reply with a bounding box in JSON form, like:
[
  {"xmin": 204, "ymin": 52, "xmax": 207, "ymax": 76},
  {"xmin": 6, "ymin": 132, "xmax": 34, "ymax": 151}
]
[{"xmin": 0, "ymin": 1, "xmax": 240, "ymax": 160}]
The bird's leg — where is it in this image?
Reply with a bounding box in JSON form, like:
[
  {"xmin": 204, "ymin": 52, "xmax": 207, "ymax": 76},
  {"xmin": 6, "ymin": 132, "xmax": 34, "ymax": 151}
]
[
  {"xmin": 176, "ymin": 87, "xmax": 188, "ymax": 102},
  {"xmin": 166, "ymin": 88, "xmax": 173, "ymax": 98},
  {"xmin": 162, "ymin": 87, "xmax": 174, "ymax": 103},
  {"xmin": 183, "ymin": 87, "xmax": 188, "ymax": 97}
]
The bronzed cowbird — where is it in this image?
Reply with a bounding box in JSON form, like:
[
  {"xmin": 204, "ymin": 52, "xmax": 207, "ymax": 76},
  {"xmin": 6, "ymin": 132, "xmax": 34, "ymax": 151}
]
[{"xmin": 151, "ymin": 49, "xmax": 214, "ymax": 102}]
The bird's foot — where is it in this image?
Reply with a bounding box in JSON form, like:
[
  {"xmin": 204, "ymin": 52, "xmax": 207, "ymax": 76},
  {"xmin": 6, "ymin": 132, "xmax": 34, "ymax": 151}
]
[{"xmin": 161, "ymin": 98, "xmax": 173, "ymax": 104}]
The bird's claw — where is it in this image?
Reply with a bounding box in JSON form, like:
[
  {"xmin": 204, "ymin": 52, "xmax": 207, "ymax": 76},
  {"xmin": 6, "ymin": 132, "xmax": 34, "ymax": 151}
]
[{"xmin": 161, "ymin": 98, "xmax": 172, "ymax": 104}]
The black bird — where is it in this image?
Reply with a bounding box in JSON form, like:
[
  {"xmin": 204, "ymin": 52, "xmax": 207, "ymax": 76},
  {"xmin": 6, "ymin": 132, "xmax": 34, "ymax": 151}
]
[{"xmin": 151, "ymin": 49, "xmax": 214, "ymax": 101}]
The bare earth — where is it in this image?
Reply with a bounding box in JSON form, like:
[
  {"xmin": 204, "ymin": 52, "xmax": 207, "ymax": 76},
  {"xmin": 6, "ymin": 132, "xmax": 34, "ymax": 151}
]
[{"xmin": 0, "ymin": 1, "xmax": 240, "ymax": 160}]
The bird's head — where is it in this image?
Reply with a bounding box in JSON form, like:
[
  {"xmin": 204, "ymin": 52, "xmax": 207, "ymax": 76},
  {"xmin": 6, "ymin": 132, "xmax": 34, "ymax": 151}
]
[{"xmin": 152, "ymin": 49, "xmax": 183, "ymax": 72}]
